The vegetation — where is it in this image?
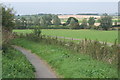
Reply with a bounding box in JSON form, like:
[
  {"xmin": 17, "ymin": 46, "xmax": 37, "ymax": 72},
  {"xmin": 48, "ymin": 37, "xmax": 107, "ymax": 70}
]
[
  {"xmin": 2, "ymin": 3, "xmax": 119, "ymax": 79},
  {"xmin": 14, "ymin": 13, "xmax": 118, "ymax": 30},
  {"xmin": 88, "ymin": 17, "xmax": 95, "ymax": 28},
  {"xmin": 2, "ymin": 4, "xmax": 15, "ymax": 52},
  {"xmin": 2, "ymin": 47, "xmax": 35, "ymax": 78},
  {"xmin": 13, "ymin": 29, "xmax": 118, "ymax": 43},
  {"xmin": 99, "ymin": 14, "xmax": 112, "ymax": 30},
  {"xmin": 80, "ymin": 18, "xmax": 88, "ymax": 29},
  {"xmin": 52, "ymin": 15, "xmax": 61, "ymax": 25},
  {"xmin": 11, "ymin": 37, "xmax": 118, "ymax": 78},
  {"xmin": 2, "ymin": 5, "xmax": 15, "ymax": 31}
]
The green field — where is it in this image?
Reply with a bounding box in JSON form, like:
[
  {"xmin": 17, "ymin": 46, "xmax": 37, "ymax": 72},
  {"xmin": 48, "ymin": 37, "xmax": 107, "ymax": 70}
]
[
  {"xmin": 2, "ymin": 47, "xmax": 35, "ymax": 78},
  {"xmin": 12, "ymin": 38, "xmax": 118, "ymax": 78},
  {"xmin": 13, "ymin": 29, "xmax": 118, "ymax": 43}
]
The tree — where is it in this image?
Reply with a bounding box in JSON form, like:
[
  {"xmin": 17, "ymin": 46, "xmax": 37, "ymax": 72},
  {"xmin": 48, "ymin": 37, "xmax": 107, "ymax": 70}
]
[
  {"xmin": 34, "ymin": 16, "xmax": 40, "ymax": 26},
  {"xmin": 52, "ymin": 15, "xmax": 61, "ymax": 25},
  {"xmin": 99, "ymin": 13, "xmax": 112, "ymax": 30},
  {"xmin": 65, "ymin": 17, "xmax": 79, "ymax": 26},
  {"xmin": 88, "ymin": 17, "xmax": 95, "ymax": 26},
  {"xmin": 40, "ymin": 16, "xmax": 47, "ymax": 27},
  {"xmin": 2, "ymin": 4, "xmax": 15, "ymax": 52},
  {"xmin": 2, "ymin": 5, "xmax": 15, "ymax": 31},
  {"xmin": 20, "ymin": 17, "xmax": 27, "ymax": 29},
  {"xmin": 81, "ymin": 18, "xmax": 87, "ymax": 29},
  {"xmin": 114, "ymin": 20, "xmax": 118, "ymax": 26},
  {"xmin": 43, "ymin": 14, "xmax": 52, "ymax": 25},
  {"xmin": 69, "ymin": 18, "xmax": 79, "ymax": 29}
]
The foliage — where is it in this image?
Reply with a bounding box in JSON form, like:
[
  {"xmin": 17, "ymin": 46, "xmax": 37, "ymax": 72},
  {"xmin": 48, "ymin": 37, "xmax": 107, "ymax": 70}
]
[
  {"xmin": 33, "ymin": 26, "xmax": 41, "ymax": 37},
  {"xmin": 114, "ymin": 20, "xmax": 118, "ymax": 26},
  {"xmin": 99, "ymin": 13, "xmax": 112, "ymax": 30},
  {"xmin": 52, "ymin": 15, "xmax": 61, "ymax": 25},
  {"xmin": 64, "ymin": 17, "xmax": 79, "ymax": 26},
  {"xmin": 2, "ymin": 47, "xmax": 35, "ymax": 78},
  {"xmin": 2, "ymin": 5, "xmax": 15, "ymax": 31},
  {"xmin": 42, "ymin": 14, "xmax": 52, "ymax": 26},
  {"xmin": 69, "ymin": 18, "xmax": 80, "ymax": 29},
  {"xmin": 88, "ymin": 17, "xmax": 95, "ymax": 26},
  {"xmin": 2, "ymin": 5, "xmax": 15, "ymax": 52},
  {"xmin": 80, "ymin": 18, "xmax": 88, "ymax": 29},
  {"xmin": 14, "ymin": 33, "xmax": 119, "ymax": 64},
  {"xmin": 12, "ymin": 38, "xmax": 118, "ymax": 78}
]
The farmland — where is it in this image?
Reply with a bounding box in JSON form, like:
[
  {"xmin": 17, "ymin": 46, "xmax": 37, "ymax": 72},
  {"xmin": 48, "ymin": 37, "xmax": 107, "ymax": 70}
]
[
  {"xmin": 2, "ymin": 2, "xmax": 119, "ymax": 79},
  {"xmin": 13, "ymin": 29, "xmax": 118, "ymax": 43}
]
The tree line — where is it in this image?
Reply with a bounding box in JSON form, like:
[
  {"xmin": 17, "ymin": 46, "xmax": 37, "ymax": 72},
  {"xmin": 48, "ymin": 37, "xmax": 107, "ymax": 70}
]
[{"xmin": 14, "ymin": 13, "xmax": 118, "ymax": 30}]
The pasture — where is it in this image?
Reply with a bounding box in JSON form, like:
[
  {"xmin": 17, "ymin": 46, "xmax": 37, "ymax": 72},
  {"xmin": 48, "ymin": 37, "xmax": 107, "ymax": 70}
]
[{"xmin": 13, "ymin": 29, "xmax": 118, "ymax": 43}]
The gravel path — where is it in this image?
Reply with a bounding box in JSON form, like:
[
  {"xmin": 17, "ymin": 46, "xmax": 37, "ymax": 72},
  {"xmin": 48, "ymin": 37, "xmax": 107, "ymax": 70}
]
[{"xmin": 12, "ymin": 45, "xmax": 57, "ymax": 78}]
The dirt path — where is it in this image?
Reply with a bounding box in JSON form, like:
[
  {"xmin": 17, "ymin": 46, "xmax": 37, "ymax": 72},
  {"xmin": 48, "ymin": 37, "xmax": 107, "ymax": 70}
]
[
  {"xmin": 47, "ymin": 35, "xmax": 114, "ymax": 46},
  {"xmin": 12, "ymin": 45, "xmax": 57, "ymax": 78}
]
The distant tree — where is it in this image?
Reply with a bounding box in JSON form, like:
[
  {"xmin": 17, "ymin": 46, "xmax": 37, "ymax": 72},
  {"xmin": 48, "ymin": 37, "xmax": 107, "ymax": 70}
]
[
  {"xmin": 15, "ymin": 18, "xmax": 21, "ymax": 29},
  {"xmin": 88, "ymin": 17, "xmax": 95, "ymax": 26},
  {"xmin": 20, "ymin": 17, "xmax": 27, "ymax": 29},
  {"xmin": 26, "ymin": 17, "xmax": 33, "ymax": 27},
  {"xmin": 52, "ymin": 15, "xmax": 61, "ymax": 25},
  {"xmin": 114, "ymin": 20, "xmax": 118, "ymax": 26},
  {"xmin": 81, "ymin": 18, "xmax": 87, "ymax": 29},
  {"xmin": 40, "ymin": 16, "xmax": 47, "ymax": 27},
  {"xmin": 34, "ymin": 16, "xmax": 40, "ymax": 26},
  {"xmin": 69, "ymin": 18, "xmax": 79, "ymax": 29},
  {"xmin": 43, "ymin": 14, "xmax": 52, "ymax": 25},
  {"xmin": 99, "ymin": 13, "xmax": 112, "ymax": 30},
  {"xmin": 65, "ymin": 17, "xmax": 79, "ymax": 26}
]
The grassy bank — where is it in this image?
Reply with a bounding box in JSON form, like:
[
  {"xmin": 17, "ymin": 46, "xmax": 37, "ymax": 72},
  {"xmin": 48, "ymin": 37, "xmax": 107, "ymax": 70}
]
[
  {"xmin": 2, "ymin": 47, "xmax": 35, "ymax": 78},
  {"xmin": 13, "ymin": 29, "xmax": 118, "ymax": 43},
  {"xmin": 12, "ymin": 38, "xmax": 118, "ymax": 78}
]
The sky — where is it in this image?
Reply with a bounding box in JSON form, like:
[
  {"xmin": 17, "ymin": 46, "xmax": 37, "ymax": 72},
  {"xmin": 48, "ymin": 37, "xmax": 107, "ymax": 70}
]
[
  {"xmin": 1, "ymin": 0, "xmax": 120, "ymax": 2},
  {"xmin": 2, "ymin": 1, "xmax": 119, "ymax": 15}
]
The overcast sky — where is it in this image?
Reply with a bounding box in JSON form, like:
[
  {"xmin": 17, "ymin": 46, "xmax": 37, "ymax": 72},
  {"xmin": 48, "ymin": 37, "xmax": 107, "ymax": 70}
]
[
  {"xmin": 1, "ymin": 0, "xmax": 120, "ymax": 2},
  {"xmin": 2, "ymin": 0, "xmax": 118, "ymax": 15}
]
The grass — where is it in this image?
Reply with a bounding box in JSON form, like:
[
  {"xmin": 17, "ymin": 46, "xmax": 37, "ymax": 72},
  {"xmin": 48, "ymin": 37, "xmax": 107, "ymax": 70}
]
[
  {"xmin": 13, "ymin": 29, "xmax": 118, "ymax": 43},
  {"xmin": 0, "ymin": 51, "xmax": 2, "ymax": 79},
  {"xmin": 12, "ymin": 38, "xmax": 118, "ymax": 78},
  {"xmin": 2, "ymin": 47, "xmax": 35, "ymax": 78}
]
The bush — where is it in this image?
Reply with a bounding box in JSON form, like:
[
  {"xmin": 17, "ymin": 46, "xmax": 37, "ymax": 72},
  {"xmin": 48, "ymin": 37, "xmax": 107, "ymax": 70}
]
[{"xmin": 33, "ymin": 27, "xmax": 41, "ymax": 37}]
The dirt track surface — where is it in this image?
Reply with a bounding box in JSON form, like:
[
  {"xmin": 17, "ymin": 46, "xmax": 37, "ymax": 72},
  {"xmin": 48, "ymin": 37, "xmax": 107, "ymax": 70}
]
[
  {"xmin": 12, "ymin": 45, "xmax": 57, "ymax": 78},
  {"xmin": 47, "ymin": 35, "xmax": 114, "ymax": 46}
]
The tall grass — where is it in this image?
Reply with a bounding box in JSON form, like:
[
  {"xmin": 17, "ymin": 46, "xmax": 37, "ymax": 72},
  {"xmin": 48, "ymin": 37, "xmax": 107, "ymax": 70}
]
[
  {"xmin": 2, "ymin": 47, "xmax": 35, "ymax": 78},
  {"xmin": 13, "ymin": 32, "xmax": 119, "ymax": 65}
]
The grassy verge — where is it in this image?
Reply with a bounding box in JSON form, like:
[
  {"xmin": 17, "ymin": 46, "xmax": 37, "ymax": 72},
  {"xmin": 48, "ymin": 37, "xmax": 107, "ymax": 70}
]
[
  {"xmin": 2, "ymin": 47, "xmax": 35, "ymax": 78},
  {"xmin": 12, "ymin": 38, "xmax": 118, "ymax": 78}
]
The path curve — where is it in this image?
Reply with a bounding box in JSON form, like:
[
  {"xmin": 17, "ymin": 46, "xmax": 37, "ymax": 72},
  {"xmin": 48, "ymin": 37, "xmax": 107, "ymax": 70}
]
[{"xmin": 12, "ymin": 45, "xmax": 57, "ymax": 78}]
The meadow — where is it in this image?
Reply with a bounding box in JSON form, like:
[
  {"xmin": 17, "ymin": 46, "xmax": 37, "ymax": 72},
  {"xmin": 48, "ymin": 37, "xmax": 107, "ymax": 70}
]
[
  {"xmin": 12, "ymin": 38, "xmax": 118, "ymax": 78},
  {"xmin": 13, "ymin": 29, "xmax": 118, "ymax": 43}
]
